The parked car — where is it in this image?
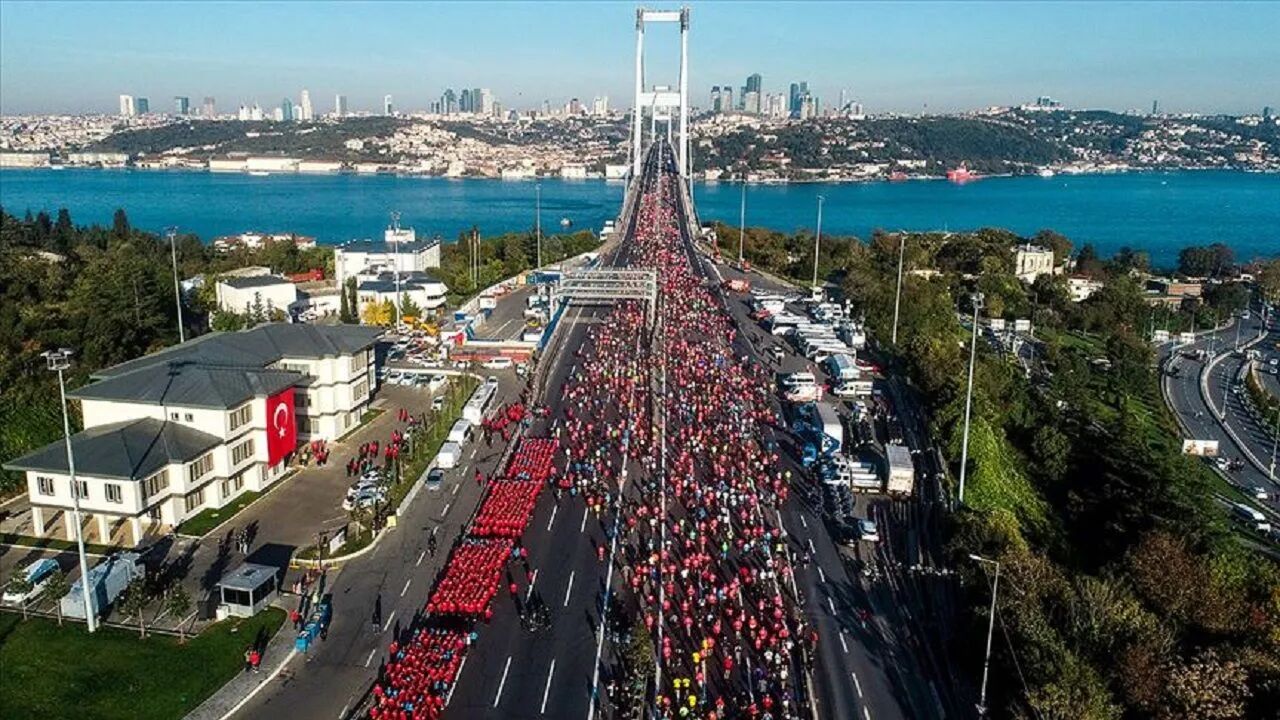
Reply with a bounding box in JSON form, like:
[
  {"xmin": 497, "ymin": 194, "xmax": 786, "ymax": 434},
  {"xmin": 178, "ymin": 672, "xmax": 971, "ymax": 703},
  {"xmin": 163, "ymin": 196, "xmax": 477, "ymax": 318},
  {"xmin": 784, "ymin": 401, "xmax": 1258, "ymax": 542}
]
[
  {"xmin": 343, "ymin": 488, "xmax": 386, "ymax": 511},
  {"xmin": 2, "ymin": 558, "xmax": 59, "ymax": 606},
  {"xmin": 431, "ymin": 396, "xmax": 445, "ymax": 411},
  {"xmin": 857, "ymin": 518, "xmax": 880, "ymax": 543},
  {"xmin": 483, "ymin": 357, "xmax": 514, "ymax": 370},
  {"xmin": 426, "ymin": 468, "xmax": 445, "ymax": 491}
]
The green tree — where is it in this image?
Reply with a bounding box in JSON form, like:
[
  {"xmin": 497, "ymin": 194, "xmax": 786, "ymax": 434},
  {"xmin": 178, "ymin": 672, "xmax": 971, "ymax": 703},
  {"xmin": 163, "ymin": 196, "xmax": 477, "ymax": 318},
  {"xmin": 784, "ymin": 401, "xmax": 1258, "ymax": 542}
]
[
  {"xmin": 165, "ymin": 583, "xmax": 193, "ymax": 641},
  {"xmin": 119, "ymin": 577, "xmax": 150, "ymax": 638},
  {"xmin": 339, "ymin": 281, "xmax": 353, "ymax": 323},
  {"xmin": 211, "ymin": 310, "xmax": 247, "ymax": 332},
  {"xmin": 111, "ymin": 208, "xmax": 131, "ymax": 241},
  {"xmin": 400, "ymin": 294, "xmax": 422, "ymax": 319},
  {"xmin": 6, "ymin": 574, "xmax": 34, "ymax": 620},
  {"xmin": 43, "ymin": 570, "xmax": 69, "ymax": 626}
]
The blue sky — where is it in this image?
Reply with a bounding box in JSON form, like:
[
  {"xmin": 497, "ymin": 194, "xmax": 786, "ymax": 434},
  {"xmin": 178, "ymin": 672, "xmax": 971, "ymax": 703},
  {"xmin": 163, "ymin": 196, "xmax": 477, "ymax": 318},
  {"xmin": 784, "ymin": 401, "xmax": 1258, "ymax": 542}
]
[{"xmin": 2, "ymin": 1, "xmax": 1277, "ymax": 115}]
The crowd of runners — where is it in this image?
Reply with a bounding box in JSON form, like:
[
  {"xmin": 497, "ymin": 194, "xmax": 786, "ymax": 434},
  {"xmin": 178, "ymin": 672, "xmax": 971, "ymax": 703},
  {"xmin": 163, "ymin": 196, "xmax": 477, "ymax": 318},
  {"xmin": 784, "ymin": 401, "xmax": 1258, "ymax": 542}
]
[{"xmin": 367, "ymin": 146, "xmax": 805, "ymax": 720}]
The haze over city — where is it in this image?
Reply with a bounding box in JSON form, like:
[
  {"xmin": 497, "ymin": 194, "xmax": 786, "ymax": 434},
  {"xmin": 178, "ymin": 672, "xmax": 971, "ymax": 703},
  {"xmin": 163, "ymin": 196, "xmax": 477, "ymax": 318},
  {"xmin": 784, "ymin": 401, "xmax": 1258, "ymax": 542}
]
[{"xmin": 2, "ymin": 0, "xmax": 1278, "ymax": 116}]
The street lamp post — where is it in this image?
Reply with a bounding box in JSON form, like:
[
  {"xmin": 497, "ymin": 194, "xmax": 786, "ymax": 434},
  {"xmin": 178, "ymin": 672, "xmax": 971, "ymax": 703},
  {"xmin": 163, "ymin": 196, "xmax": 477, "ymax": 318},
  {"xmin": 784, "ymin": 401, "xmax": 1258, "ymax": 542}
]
[
  {"xmin": 811, "ymin": 195, "xmax": 825, "ymax": 294},
  {"xmin": 166, "ymin": 228, "xmax": 185, "ymax": 343},
  {"xmin": 892, "ymin": 234, "xmax": 906, "ymax": 345},
  {"xmin": 1269, "ymin": 404, "xmax": 1279, "ymax": 484},
  {"xmin": 958, "ymin": 293, "xmax": 984, "ymax": 505},
  {"xmin": 738, "ymin": 181, "xmax": 747, "ymax": 265},
  {"xmin": 535, "ymin": 183, "xmax": 542, "ymax": 269},
  {"xmin": 45, "ymin": 349, "xmax": 97, "ymax": 633},
  {"xmin": 969, "ymin": 554, "xmax": 1001, "ymax": 718}
]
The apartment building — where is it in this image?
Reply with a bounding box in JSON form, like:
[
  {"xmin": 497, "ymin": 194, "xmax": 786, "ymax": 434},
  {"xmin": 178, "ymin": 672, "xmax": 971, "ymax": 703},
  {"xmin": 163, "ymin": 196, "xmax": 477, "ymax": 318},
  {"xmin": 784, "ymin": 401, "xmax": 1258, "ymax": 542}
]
[{"xmin": 4, "ymin": 324, "xmax": 380, "ymax": 546}]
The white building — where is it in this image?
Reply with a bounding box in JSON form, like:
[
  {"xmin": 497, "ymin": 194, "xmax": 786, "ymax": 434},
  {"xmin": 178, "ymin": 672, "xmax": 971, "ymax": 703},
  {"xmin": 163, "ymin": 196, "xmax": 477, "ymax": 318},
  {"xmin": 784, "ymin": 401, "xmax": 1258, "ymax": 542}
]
[
  {"xmin": 215, "ymin": 275, "xmax": 299, "ymax": 316},
  {"xmin": 4, "ymin": 325, "xmax": 381, "ymax": 546},
  {"xmin": 334, "ymin": 227, "xmax": 442, "ymax": 288},
  {"xmin": 356, "ymin": 271, "xmax": 449, "ymax": 316},
  {"xmin": 1067, "ymin": 276, "xmax": 1104, "ymax": 302},
  {"xmin": 119, "ymin": 94, "xmax": 136, "ymax": 117},
  {"xmin": 1013, "ymin": 244, "xmax": 1057, "ymax": 283},
  {"xmin": 299, "ymin": 89, "xmax": 314, "ymax": 121}
]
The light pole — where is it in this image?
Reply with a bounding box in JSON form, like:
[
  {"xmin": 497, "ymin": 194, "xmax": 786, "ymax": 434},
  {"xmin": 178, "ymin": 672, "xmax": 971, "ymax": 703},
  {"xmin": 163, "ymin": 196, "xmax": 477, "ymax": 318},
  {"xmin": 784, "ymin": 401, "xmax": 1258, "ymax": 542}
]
[
  {"xmin": 166, "ymin": 228, "xmax": 185, "ymax": 343},
  {"xmin": 969, "ymin": 553, "xmax": 1001, "ymax": 718},
  {"xmin": 811, "ymin": 195, "xmax": 825, "ymax": 295},
  {"xmin": 958, "ymin": 293, "xmax": 984, "ymax": 505},
  {"xmin": 45, "ymin": 349, "xmax": 97, "ymax": 633},
  {"xmin": 738, "ymin": 180, "xmax": 746, "ymax": 265},
  {"xmin": 892, "ymin": 234, "xmax": 906, "ymax": 345},
  {"xmin": 535, "ymin": 183, "xmax": 542, "ymax": 269},
  {"xmin": 1269, "ymin": 403, "xmax": 1279, "ymax": 484}
]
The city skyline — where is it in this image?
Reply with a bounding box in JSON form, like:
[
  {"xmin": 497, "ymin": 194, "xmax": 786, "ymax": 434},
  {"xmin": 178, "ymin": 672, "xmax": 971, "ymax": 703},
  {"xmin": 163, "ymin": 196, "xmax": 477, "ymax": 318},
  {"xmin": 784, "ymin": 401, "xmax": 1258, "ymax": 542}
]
[{"xmin": 2, "ymin": 1, "xmax": 1278, "ymax": 116}]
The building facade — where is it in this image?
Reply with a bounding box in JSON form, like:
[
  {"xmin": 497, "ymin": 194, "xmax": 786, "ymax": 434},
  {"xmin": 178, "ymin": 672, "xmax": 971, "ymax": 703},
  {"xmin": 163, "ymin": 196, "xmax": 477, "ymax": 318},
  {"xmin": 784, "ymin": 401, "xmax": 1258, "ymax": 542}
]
[
  {"xmin": 4, "ymin": 325, "xmax": 381, "ymax": 546},
  {"xmin": 334, "ymin": 227, "xmax": 442, "ymax": 288},
  {"xmin": 1013, "ymin": 244, "xmax": 1057, "ymax": 283}
]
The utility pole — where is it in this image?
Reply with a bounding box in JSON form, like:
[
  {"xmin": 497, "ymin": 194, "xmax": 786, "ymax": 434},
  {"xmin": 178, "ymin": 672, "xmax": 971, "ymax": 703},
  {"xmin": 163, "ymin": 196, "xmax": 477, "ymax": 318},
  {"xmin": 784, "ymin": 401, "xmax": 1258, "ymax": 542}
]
[
  {"xmin": 892, "ymin": 234, "xmax": 906, "ymax": 345},
  {"xmin": 969, "ymin": 554, "xmax": 1001, "ymax": 718},
  {"xmin": 958, "ymin": 293, "xmax": 984, "ymax": 505},
  {"xmin": 166, "ymin": 228, "xmax": 185, "ymax": 343},
  {"xmin": 45, "ymin": 349, "xmax": 97, "ymax": 633},
  {"xmin": 535, "ymin": 183, "xmax": 542, "ymax": 269},
  {"xmin": 811, "ymin": 195, "xmax": 825, "ymax": 293},
  {"xmin": 1269, "ymin": 403, "xmax": 1279, "ymax": 484},
  {"xmin": 738, "ymin": 180, "xmax": 746, "ymax": 265},
  {"xmin": 390, "ymin": 212, "xmax": 402, "ymax": 329}
]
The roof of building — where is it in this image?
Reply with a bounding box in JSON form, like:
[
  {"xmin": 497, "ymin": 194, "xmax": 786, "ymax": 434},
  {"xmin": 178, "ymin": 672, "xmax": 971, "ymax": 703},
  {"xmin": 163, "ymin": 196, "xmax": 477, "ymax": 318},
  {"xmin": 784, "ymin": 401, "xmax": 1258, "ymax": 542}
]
[
  {"xmin": 336, "ymin": 239, "xmax": 439, "ymax": 255},
  {"xmin": 3, "ymin": 418, "xmax": 221, "ymax": 480},
  {"xmin": 71, "ymin": 362, "xmax": 301, "ymax": 409},
  {"xmin": 219, "ymin": 275, "xmax": 294, "ymax": 290},
  {"xmin": 93, "ymin": 324, "xmax": 383, "ymax": 381},
  {"xmin": 217, "ymin": 562, "xmax": 280, "ymax": 593}
]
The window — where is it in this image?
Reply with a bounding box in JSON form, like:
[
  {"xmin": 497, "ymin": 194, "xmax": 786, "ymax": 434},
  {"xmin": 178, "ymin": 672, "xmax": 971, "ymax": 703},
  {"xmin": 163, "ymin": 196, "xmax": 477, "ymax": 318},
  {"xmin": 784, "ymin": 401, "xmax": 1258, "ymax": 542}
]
[
  {"xmin": 184, "ymin": 413, "xmax": 194, "ymax": 422},
  {"xmin": 72, "ymin": 480, "xmax": 88, "ymax": 500},
  {"xmin": 170, "ymin": 411, "xmax": 180, "ymax": 421},
  {"xmin": 295, "ymin": 393, "xmax": 309, "ymax": 408},
  {"xmin": 353, "ymin": 380, "xmax": 369, "ymax": 401},
  {"xmin": 147, "ymin": 506, "xmax": 162, "ymax": 521},
  {"xmin": 183, "ymin": 487, "xmax": 205, "ymax": 513},
  {"xmin": 229, "ymin": 403, "xmax": 252, "ymax": 431},
  {"xmin": 105, "ymin": 484, "xmax": 123, "ymax": 504},
  {"xmin": 349, "ymin": 353, "xmax": 367, "ymax": 375},
  {"xmin": 145, "ymin": 469, "xmax": 171, "ymax": 499},
  {"xmin": 36, "ymin": 476, "xmax": 54, "ymax": 496},
  {"xmin": 231, "ymin": 438, "xmax": 255, "ymax": 465},
  {"xmin": 186, "ymin": 454, "xmax": 213, "ymax": 484},
  {"xmin": 221, "ymin": 471, "xmax": 246, "ymax": 500},
  {"xmin": 304, "ymin": 417, "xmax": 320, "ymax": 434}
]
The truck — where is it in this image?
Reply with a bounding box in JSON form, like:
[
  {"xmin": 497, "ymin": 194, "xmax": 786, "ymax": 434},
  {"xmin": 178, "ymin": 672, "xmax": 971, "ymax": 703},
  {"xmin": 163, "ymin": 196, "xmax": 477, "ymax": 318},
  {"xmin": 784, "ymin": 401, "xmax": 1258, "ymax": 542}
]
[
  {"xmin": 848, "ymin": 461, "xmax": 882, "ymax": 493},
  {"xmin": 793, "ymin": 401, "xmax": 844, "ymax": 466},
  {"xmin": 435, "ymin": 442, "xmax": 463, "ymax": 470},
  {"xmin": 61, "ymin": 552, "xmax": 145, "ymax": 620},
  {"xmin": 885, "ymin": 443, "xmax": 915, "ymax": 496},
  {"xmin": 825, "ymin": 354, "xmax": 861, "ymax": 383},
  {"xmin": 723, "ymin": 279, "xmax": 750, "ymax": 293}
]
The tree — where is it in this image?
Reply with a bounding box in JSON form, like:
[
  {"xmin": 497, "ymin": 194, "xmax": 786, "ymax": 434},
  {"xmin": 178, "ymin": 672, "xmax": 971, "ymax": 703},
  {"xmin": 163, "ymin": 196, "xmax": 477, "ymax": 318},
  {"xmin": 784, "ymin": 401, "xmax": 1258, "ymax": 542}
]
[
  {"xmin": 111, "ymin": 208, "xmax": 131, "ymax": 241},
  {"xmin": 400, "ymin": 294, "xmax": 422, "ymax": 319},
  {"xmin": 249, "ymin": 292, "xmax": 266, "ymax": 324},
  {"xmin": 345, "ymin": 276, "xmax": 359, "ymax": 321},
  {"xmin": 1177, "ymin": 243, "xmax": 1234, "ymax": 278},
  {"xmin": 1258, "ymin": 258, "xmax": 1280, "ymax": 305},
  {"xmin": 360, "ymin": 298, "xmax": 394, "ymax": 326},
  {"xmin": 43, "ymin": 570, "xmax": 70, "ymax": 626},
  {"xmin": 1158, "ymin": 649, "xmax": 1251, "ymax": 720},
  {"xmin": 165, "ymin": 583, "xmax": 193, "ymax": 641},
  {"xmin": 339, "ymin": 282, "xmax": 353, "ymax": 323},
  {"xmin": 6, "ymin": 575, "xmax": 33, "ymax": 620},
  {"xmin": 211, "ymin": 310, "xmax": 247, "ymax": 332},
  {"xmin": 119, "ymin": 577, "xmax": 150, "ymax": 638}
]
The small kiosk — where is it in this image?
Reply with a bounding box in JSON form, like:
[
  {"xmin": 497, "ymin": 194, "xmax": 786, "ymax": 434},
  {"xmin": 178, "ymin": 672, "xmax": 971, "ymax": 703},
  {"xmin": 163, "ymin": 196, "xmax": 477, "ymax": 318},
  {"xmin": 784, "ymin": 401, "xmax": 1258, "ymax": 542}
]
[{"xmin": 216, "ymin": 563, "xmax": 279, "ymax": 619}]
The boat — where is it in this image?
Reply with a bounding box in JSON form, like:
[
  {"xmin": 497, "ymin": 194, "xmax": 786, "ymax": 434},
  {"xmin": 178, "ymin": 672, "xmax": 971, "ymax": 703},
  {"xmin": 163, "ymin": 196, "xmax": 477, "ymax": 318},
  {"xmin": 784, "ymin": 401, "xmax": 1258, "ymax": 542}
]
[
  {"xmin": 249, "ymin": 170, "xmax": 270, "ymax": 177},
  {"xmin": 1037, "ymin": 168, "xmax": 1056, "ymax": 178},
  {"xmin": 946, "ymin": 164, "xmax": 978, "ymax": 183}
]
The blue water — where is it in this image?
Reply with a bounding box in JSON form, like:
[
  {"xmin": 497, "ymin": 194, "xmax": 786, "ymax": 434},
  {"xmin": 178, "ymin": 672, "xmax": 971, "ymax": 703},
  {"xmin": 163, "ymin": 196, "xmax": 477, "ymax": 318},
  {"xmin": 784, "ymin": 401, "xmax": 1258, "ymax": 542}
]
[{"xmin": 0, "ymin": 168, "xmax": 1276, "ymax": 265}]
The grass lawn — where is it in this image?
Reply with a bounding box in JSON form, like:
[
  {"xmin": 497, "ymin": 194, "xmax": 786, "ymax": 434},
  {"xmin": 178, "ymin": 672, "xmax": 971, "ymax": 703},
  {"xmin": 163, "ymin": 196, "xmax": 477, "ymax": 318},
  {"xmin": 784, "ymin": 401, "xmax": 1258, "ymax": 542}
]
[
  {"xmin": 0, "ymin": 532, "xmax": 115, "ymax": 555},
  {"xmin": 0, "ymin": 606, "xmax": 285, "ymax": 720},
  {"xmin": 175, "ymin": 489, "xmax": 265, "ymax": 537}
]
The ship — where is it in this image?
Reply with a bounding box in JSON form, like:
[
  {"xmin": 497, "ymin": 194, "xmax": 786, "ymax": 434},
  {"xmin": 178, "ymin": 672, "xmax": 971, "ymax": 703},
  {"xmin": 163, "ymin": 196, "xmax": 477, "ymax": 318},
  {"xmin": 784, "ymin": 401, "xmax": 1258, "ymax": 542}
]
[{"xmin": 946, "ymin": 164, "xmax": 978, "ymax": 183}]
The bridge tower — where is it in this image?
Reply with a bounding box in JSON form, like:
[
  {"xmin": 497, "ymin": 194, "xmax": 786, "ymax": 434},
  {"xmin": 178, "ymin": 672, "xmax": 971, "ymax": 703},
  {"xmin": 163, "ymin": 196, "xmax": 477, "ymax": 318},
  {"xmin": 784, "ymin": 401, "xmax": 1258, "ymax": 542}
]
[{"xmin": 631, "ymin": 6, "xmax": 690, "ymax": 181}]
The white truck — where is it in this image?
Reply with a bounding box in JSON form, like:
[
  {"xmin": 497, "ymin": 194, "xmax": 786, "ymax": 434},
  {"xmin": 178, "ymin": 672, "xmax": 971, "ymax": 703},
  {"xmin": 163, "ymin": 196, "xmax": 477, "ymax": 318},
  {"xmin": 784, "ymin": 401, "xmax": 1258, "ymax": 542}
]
[
  {"xmin": 885, "ymin": 443, "xmax": 915, "ymax": 497},
  {"xmin": 435, "ymin": 441, "xmax": 463, "ymax": 469},
  {"xmin": 825, "ymin": 354, "xmax": 861, "ymax": 383}
]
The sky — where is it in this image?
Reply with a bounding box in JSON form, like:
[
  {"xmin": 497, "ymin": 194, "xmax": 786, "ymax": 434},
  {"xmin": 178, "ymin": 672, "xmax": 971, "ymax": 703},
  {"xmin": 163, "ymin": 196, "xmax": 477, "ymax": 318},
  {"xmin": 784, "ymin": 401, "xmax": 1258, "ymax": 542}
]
[{"xmin": 1, "ymin": 1, "xmax": 1277, "ymax": 116}]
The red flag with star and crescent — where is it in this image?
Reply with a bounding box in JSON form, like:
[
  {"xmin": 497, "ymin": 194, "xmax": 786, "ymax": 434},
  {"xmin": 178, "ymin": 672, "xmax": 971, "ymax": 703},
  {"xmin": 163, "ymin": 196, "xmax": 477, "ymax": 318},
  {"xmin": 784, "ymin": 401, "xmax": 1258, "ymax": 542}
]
[{"xmin": 266, "ymin": 388, "xmax": 297, "ymax": 465}]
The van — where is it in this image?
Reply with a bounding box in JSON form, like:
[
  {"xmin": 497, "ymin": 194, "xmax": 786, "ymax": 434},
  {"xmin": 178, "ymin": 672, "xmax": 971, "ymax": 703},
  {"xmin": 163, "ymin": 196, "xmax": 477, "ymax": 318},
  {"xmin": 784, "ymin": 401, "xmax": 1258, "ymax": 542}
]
[
  {"xmin": 447, "ymin": 419, "xmax": 473, "ymax": 445},
  {"xmin": 2, "ymin": 558, "xmax": 59, "ymax": 606},
  {"xmin": 483, "ymin": 357, "xmax": 514, "ymax": 370}
]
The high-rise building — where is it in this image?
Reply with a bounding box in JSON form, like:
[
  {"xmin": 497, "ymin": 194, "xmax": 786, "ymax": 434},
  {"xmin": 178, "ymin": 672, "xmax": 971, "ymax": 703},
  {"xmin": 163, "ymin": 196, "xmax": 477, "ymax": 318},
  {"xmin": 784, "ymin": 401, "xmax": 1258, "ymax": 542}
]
[
  {"xmin": 459, "ymin": 89, "xmax": 473, "ymax": 113},
  {"xmin": 766, "ymin": 93, "xmax": 787, "ymax": 118},
  {"xmin": 119, "ymin": 94, "xmax": 135, "ymax": 117},
  {"xmin": 592, "ymin": 96, "xmax": 609, "ymax": 116},
  {"xmin": 478, "ymin": 88, "xmax": 492, "ymax": 115},
  {"xmin": 472, "ymin": 88, "xmax": 482, "ymax": 113},
  {"xmin": 1265, "ymin": 106, "xmax": 1273, "ymax": 119},
  {"xmin": 745, "ymin": 73, "xmax": 762, "ymax": 95},
  {"xmin": 541, "ymin": 99, "xmax": 551, "ymax": 117},
  {"xmin": 710, "ymin": 86, "xmax": 721, "ymax": 112},
  {"xmin": 568, "ymin": 98, "xmax": 582, "ymax": 115},
  {"xmin": 722, "ymin": 87, "xmax": 733, "ymax": 113},
  {"xmin": 135, "ymin": 97, "xmax": 150, "ymax": 115},
  {"xmin": 273, "ymin": 107, "xmax": 285, "ymax": 122},
  {"xmin": 281, "ymin": 98, "xmax": 294, "ymax": 122},
  {"xmin": 442, "ymin": 89, "xmax": 457, "ymax": 114},
  {"xmin": 799, "ymin": 93, "xmax": 817, "ymax": 120},
  {"xmin": 174, "ymin": 96, "xmax": 190, "ymax": 115},
  {"xmin": 789, "ymin": 82, "xmax": 808, "ymax": 116},
  {"xmin": 334, "ymin": 94, "xmax": 348, "ymax": 117},
  {"xmin": 1151, "ymin": 99, "xmax": 1159, "ymax": 116},
  {"xmin": 838, "ymin": 89, "xmax": 847, "ymax": 112},
  {"xmin": 743, "ymin": 91, "xmax": 761, "ymax": 115},
  {"xmin": 202, "ymin": 96, "xmax": 216, "ymax": 118},
  {"xmin": 299, "ymin": 90, "xmax": 313, "ymax": 121},
  {"xmin": 384, "ymin": 95, "xmax": 394, "ymax": 116}
]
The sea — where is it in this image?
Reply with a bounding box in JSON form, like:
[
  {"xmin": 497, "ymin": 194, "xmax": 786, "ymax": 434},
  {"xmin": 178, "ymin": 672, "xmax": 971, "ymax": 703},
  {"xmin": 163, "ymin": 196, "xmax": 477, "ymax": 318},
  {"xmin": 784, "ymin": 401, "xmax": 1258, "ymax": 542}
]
[{"xmin": 0, "ymin": 168, "xmax": 1276, "ymax": 265}]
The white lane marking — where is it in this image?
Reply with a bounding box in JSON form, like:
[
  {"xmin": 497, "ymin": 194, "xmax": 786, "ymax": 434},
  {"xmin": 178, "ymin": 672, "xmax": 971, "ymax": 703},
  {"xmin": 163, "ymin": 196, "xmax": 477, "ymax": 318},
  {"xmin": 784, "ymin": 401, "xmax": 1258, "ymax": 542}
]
[
  {"xmin": 382, "ymin": 610, "xmax": 396, "ymax": 632},
  {"xmin": 493, "ymin": 655, "xmax": 513, "ymax": 707},
  {"xmin": 817, "ymin": 566, "xmax": 826, "ymax": 583},
  {"xmin": 446, "ymin": 655, "xmax": 468, "ymax": 706},
  {"xmin": 400, "ymin": 578, "xmax": 412, "ymax": 597},
  {"xmin": 852, "ymin": 672, "xmax": 863, "ymax": 698},
  {"xmin": 863, "ymin": 707, "xmax": 872, "ymax": 720},
  {"xmin": 563, "ymin": 570, "xmax": 576, "ymax": 607},
  {"xmin": 442, "ymin": 501, "xmax": 452, "ymax": 516},
  {"xmin": 416, "ymin": 550, "xmax": 426, "ymax": 566},
  {"xmin": 580, "ymin": 506, "xmax": 589, "ymax": 532},
  {"xmin": 364, "ymin": 648, "xmax": 377, "ymax": 668},
  {"xmin": 540, "ymin": 658, "xmax": 557, "ymax": 714},
  {"xmin": 547, "ymin": 504, "xmax": 559, "ymax": 532},
  {"xmin": 807, "ymin": 538, "xmax": 816, "ymax": 553},
  {"xmin": 800, "ymin": 514, "xmax": 808, "ymax": 529},
  {"xmin": 827, "ymin": 597, "xmax": 837, "ymax": 615},
  {"xmin": 451, "ymin": 484, "xmax": 460, "ymax": 496},
  {"xmin": 839, "ymin": 631, "xmax": 849, "ymax": 654}
]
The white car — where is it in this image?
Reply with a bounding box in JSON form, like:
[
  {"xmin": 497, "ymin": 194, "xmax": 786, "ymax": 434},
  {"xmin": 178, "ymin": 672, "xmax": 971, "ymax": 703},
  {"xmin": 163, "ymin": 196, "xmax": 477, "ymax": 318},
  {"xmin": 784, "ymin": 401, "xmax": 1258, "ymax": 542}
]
[
  {"xmin": 2, "ymin": 558, "xmax": 59, "ymax": 606},
  {"xmin": 482, "ymin": 357, "xmax": 514, "ymax": 370},
  {"xmin": 857, "ymin": 519, "xmax": 880, "ymax": 543},
  {"xmin": 426, "ymin": 375, "xmax": 447, "ymax": 393}
]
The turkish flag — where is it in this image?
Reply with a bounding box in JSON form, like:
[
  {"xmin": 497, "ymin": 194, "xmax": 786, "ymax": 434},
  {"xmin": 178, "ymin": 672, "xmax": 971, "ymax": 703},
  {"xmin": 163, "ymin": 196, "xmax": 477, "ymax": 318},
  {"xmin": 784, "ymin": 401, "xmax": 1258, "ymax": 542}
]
[{"xmin": 266, "ymin": 388, "xmax": 297, "ymax": 465}]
